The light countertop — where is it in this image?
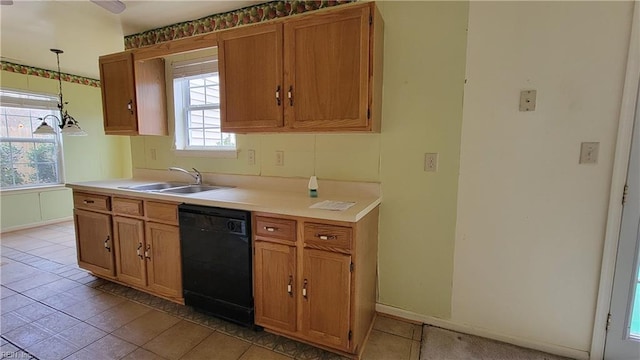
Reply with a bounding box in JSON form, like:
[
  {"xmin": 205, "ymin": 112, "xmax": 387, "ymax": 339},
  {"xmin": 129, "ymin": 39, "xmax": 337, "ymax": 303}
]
[{"xmin": 66, "ymin": 178, "xmax": 381, "ymax": 223}]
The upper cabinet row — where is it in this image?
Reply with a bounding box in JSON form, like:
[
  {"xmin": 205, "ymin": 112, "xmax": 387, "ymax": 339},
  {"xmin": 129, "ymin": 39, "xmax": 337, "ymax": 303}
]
[{"xmin": 99, "ymin": 2, "xmax": 383, "ymax": 135}]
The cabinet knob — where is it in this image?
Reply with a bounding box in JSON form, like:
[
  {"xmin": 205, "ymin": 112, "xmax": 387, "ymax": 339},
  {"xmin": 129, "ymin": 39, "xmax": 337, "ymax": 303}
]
[
  {"xmin": 127, "ymin": 100, "xmax": 133, "ymax": 115},
  {"xmin": 136, "ymin": 242, "xmax": 143, "ymax": 259},
  {"xmin": 287, "ymin": 275, "xmax": 293, "ymax": 296},
  {"xmin": 263, "ymin": 226, "xmax": 278, "ymax": 232},
  {"xmin": 316, "ymin": 234, "xmax": 337, "ymax": 241},
  {"xmin": 288, "ymin": 86, "xmax": 293, "ymax": 106},
  {"xmin": 83, "ymin": 200, "xmax": 95, "ymax": 204},
  {"xmin": 144, "ymin": 244, "xmax": 151, "ymax": 260},
  {"xmin": 275, "ymin": 85, "xmax": 281, "ymax": 106}
]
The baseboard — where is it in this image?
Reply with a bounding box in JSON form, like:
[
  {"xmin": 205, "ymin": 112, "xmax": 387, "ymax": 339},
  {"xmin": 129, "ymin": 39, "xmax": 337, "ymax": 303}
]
[
  {"xmin": 375, "ymin": 303, "xmax": 589, "ymax": 360},
  {"xmin": 1, "ymin": 217, "xmax": 73, "ymax": 234}
]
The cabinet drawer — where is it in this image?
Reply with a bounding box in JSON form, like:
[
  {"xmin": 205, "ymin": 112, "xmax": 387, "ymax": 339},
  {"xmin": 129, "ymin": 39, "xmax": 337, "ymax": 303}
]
[
  {"xmin": 255, "ymin": 216, "xmax": 296, "ymax": 242},
  {"xmin": 73, "ymin": 192, "xmax": 110, "ymax": 212},
  {"xmin": 146, "ymin": 201, "xmax": 178, "ymax": 225},
  {"xmin": 113, "ymin": 197, "xmax": 144, "ymax": 217},
  {"xmin": 304, "ymin": 223, "xmax": 352, "ymax": 250}
]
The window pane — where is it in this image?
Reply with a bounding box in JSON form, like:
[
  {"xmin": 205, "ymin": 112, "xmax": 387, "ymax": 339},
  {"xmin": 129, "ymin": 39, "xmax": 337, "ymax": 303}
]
[
  {"xmin": 189, "ymin": 110, "xmax": 204, "ymax": 128},
  {"xmin": 27, "ymin": 143, "xmax": 58, "ymax": 184},
  {"xmin": 0, "ymin": 91, "xmax": 62, "ymax": 189},
  {"xmin": 188, "ymin": 129, "xmax": 205, "ymax": 146},
  {"xmin": 202, "ymin": 109, "xmax": 220, "ymax": 127},
  {"xmin": 190, "ymin": 86, "xmax": 206, "ymax": 106}
]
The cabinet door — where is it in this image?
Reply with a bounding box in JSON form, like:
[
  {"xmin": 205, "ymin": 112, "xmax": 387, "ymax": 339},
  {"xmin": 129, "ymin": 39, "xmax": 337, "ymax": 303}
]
[
  {"xmin": 219, "ymin": 23, "xmax": 283, "ymax": 131},
  {"xmin": 99, "ymin": 52, "xmax": 137, "ymax": 134},
  {"xmin": 284, "ymin": 6, "xmax": 370, "ymax": 130},
  {"xmin": 254, "ymin": 241, "xmax": 297, "ymax": 332},
  {"xmin": 113, "ymin": 216, "xmax": 146, "ymax": 288},
  {"xmin": 74, "ymin": 209, "xmax": 115, "ymax": 278},
  {"xmin": 301, "ymin": 249, "xmax": 351, "ymax": 350},
  {"xmin": 145, "ymin": 222, "xmax": 182, "ymax": 298}
]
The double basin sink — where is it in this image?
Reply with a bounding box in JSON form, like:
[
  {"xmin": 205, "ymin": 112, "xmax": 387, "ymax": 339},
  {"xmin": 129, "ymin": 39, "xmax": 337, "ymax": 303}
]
[{"xmin": 122, "ymin": 182, "xmax": 230, "ymax": 195}]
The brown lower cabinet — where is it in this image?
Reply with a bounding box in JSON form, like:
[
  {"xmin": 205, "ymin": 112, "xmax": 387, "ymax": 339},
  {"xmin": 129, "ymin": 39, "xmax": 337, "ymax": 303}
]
[
  {"xmin": 253, "ymin": 207, "xmax": 379, "ymax": 358},
  {"xmin": 73, "ymin": 191, "xmax": 183, "ymax": 303}
]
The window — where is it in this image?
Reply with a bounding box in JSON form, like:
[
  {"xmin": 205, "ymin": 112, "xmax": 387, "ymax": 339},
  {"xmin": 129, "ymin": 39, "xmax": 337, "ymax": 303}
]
[
  {"xmin": 0, "ymin": 89, "xmax": 63, "ymax": 189},
  {"xmin": 172, "ymin": 54, "xmax": 236, "ymax": 155}
]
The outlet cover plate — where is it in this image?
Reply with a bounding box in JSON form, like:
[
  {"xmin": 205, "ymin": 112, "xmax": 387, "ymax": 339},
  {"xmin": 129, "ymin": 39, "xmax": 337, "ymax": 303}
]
[
  {"xmin": 580, "ymin": 142, "xmax": 599, "ymax": 164},
  {"xmin": 519, "ymin": 90, "xmax": 537, "ymax": 111}
]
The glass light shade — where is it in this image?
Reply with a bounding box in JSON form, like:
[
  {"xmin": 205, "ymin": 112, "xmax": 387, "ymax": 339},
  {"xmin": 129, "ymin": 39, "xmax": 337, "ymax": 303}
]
[
  {"xmin": 61, "ymin": 119, "xmax": 87, "ymax": 136},
  {"xmin": 33, "ymin": 121, "xmax": 56, "ymax": 135}
]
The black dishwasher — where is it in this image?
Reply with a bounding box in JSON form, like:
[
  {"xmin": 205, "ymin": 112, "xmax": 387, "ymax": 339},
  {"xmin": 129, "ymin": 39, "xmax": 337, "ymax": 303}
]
[{"xmin": 178, "ymin": 204, "xmax": 253, "ymax": 327}]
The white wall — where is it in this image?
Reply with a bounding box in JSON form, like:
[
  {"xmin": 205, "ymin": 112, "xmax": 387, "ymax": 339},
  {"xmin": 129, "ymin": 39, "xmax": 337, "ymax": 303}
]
[{"xmin": 453, "ymin": 1, "xmax": 634, "ymax": 356}]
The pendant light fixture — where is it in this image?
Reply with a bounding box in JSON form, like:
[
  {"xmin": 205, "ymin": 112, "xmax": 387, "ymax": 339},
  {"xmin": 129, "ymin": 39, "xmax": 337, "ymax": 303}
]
[{"xmin": 33, "ymin": 49, "xmax": 87, "ymax": 136}]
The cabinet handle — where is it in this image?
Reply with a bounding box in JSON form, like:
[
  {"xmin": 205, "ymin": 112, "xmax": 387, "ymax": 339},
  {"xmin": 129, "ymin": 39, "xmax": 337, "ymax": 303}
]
[
  {"xmin": 302, "ymin": 279, "xmax": 308, "ymax": 298},
  {"xmin": 144, "ymin": 244, "xmax": 151, "ymax": 260},
  {"xmin": 287, "ymin": 275, "xmax": 293, "ymax": 297},
  {"xmin": 316, "ymin": 234, "xmax": 337, "ymax": 241},
  {"xmin": 288, "ymin": 86, "xmax": 293, "ymax": 106},
  {"xmin": 136, "ymin": 242, "xmax": 143, "ymax": 259},
  {"xmin": 104, "ymin": 236, "xmax": 111, "ymax": 252},
  {"xmin": 275, "ymin": 85, "xmax": 281, "ymax": 106},
  {"xmin": 83, "ymin": 200, "xmax": 95, "ymax": 204},
  {"xmin": 263, "ymin": 226, "xmax": 278, "ymax": 232},
  {"xmin": 127, "ymin": 100, "xmax": 133, "ymax": 115}
]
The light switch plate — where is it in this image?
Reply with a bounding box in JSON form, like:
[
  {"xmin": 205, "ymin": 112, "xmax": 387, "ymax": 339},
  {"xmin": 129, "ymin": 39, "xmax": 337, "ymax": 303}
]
[
  {"xmin": 248, "ymin": 149, "xmax": 255, "ymax": 165},
  {"xmin": 519, "ymin": 90, "xmax": 537, "ymax": 111},
  {"xmin": 580, "ymin": 142, "xmax": 599, "ymax": 164},
  {"xmin": 275, "ymin": 151, "xmax": 284, "ymax": 166},
  {"xmin": 424, "ymin": 153, "xmax": 438, "ymax": 172}
]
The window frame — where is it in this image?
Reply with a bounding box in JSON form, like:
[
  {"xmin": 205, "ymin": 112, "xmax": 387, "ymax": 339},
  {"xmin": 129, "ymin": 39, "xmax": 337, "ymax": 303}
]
[
  {"xmin": 0, "ymin": 88, "xmax": 65, "ymax": 190},
  {"xmin": 171, "ymin": 54, "xmax": 237, "ymax": 158}
]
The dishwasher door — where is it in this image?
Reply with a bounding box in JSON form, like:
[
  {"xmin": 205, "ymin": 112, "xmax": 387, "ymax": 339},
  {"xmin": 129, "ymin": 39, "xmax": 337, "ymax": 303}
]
[{"xmin": 178, "ymin": 204, "xmax": 253, "ymax": 326}]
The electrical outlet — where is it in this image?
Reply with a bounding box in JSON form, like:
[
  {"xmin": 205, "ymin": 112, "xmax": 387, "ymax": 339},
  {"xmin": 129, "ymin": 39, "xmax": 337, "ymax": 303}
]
[
  {"xmin": 424, "ymin": 153, "xmax": 438, "ymax": 172},
  {"xmin": 519, "ymin": 90, "xmax": 537, "ymax": 111},
  {"xmin": 275, "ymin": 151, "xmax": 284, "ymax": 166},
  {"xmin": 580, "ymin": 142, "xmax": 599, "ymax": 164},
  {"xmin": 248, "ymin": 149, "xmax": 255, "ymax": 165}
]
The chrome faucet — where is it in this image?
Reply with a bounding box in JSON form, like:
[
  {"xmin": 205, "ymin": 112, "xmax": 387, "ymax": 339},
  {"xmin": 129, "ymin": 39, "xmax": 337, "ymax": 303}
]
[{"xmin": 169, "ymin": 167, "xmax": 202, "ymax": 185}]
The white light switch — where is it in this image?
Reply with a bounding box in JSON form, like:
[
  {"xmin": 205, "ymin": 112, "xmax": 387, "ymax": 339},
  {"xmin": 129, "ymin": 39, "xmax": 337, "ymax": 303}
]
[
  {"xmin": 580, "ymin": 142, "xmax": 599, "ymax": 164},
  {"xmin": 519, "ymin": 90, "xmax": 537, "ymax": 111}
]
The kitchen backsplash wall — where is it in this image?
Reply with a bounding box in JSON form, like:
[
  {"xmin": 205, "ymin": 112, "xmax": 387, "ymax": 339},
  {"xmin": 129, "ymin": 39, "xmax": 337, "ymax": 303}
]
[{"xmin": 130, "ymin": 133, "xmax": 381, "ymax": 182}]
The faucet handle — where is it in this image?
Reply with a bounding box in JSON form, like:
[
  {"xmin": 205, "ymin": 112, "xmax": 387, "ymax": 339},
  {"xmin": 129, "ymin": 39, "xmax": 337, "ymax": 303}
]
[{"xmin": 192, "ymin": 168, "xmax": 202, "ymax": 185}]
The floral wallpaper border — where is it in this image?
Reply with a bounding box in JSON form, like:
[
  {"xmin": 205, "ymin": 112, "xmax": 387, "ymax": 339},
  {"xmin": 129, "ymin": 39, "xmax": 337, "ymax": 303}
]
[
  {"xmin": 1, "ymin": 61, "xmax": 101, "ymax": 88},
  {"xmin": 124, "ymin": 0, "xmax": 355, "ymax": 49}
]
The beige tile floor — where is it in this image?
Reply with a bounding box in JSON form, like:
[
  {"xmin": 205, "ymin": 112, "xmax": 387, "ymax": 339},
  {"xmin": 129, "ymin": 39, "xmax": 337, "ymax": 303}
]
[{"xmin": 1, "ymin": 221, "xmax": 420, "ymax": 360}]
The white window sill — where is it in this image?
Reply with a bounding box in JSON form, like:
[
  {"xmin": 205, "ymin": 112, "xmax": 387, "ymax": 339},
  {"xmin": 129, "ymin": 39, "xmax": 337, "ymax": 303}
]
[
  {"xmin": 174, "ymin": 149, "xmax": 238, "ymax": 159},
  {"xmin": 0, "ymin": 184, "xmax": 68, "ymax": 195}
]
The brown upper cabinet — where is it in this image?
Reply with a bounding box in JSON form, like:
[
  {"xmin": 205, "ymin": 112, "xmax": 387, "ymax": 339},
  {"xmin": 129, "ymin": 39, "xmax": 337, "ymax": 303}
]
[
  {"xmin": 219, "ymin": 2, "xmax": 383, "ymax": 133},
  {"xmin": 99, "ymin": 52, "xmax": 167, "ymax": 135}
]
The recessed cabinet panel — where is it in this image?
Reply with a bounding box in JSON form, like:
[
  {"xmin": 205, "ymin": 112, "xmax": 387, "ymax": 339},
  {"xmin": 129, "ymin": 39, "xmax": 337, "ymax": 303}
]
[
  {"xmin": 145, "ymin": 222, "xmax": 182, "ymax": 298},
  {"xmin": 301, "ymin": 248, "xmax": 351, "ymax": 350},
  {"xmin": 113, "ymin": 216, "xmax": 146, "ymax": 288},
  {"xmin": 284, "ymin": 6, "xmax": 370, "ymax": 130},
  {"xmin": 254, "ymin": 241, "xmax": 297, "ymax": 332},
  {"xmin": 74, "ymin": 209, "xmax": 115, "ymax": 278},
  {"xmin": 219, "ymin": 24, "xmax": 283, "ymax": 131},
  {"xmin": 99, "ymin": 53, "xmax": 137, "ymax": 133}
]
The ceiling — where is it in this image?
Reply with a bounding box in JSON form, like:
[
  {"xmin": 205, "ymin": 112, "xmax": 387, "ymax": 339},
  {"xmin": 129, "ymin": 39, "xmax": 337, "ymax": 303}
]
[{"xmin": 0, "ymin": 0, "xmax": 264, "ymax": 79}]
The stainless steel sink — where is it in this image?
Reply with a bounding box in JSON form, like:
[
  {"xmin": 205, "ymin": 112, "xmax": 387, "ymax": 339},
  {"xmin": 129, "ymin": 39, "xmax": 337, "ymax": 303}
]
[
  {"xmin": 123, "ymin": 182, "xmax": 188, "ymax": 191},
  {"xmin": 122, "ymin": 182, "xmax": 230, "ymax": 194},
  {"xmin": 161, "ymin": 185, "xmax": 229, "ymax": 194}
]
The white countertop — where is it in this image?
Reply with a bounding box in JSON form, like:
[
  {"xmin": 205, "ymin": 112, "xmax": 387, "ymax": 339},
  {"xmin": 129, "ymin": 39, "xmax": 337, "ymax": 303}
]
[{"xmin": 66, "ymin": 178, "xmax": 381, "ymax": 223}]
